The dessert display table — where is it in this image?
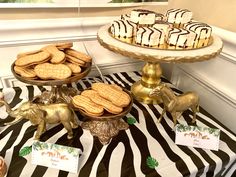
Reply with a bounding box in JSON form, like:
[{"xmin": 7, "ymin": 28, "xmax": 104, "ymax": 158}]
[
  {"xmin": 0, "ymin": 71, "xmax": 235, "ymax": 177},
  {"xmin": 97, "ymin": 25, "xmax": 223, "ymax": 104}
]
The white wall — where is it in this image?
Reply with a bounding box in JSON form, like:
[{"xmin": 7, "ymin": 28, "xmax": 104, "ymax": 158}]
[{"xmin": 168, "ymin": 0, "xmax": 236, "ymax": 33}]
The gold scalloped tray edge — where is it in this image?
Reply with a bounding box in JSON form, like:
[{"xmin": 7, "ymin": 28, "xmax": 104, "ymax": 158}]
[{"xmin": 97, "ymin": 35, "xmax": 222, "ymax": 63}]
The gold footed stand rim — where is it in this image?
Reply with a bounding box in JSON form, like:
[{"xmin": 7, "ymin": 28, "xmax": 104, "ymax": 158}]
[
  {"xmin": 77, "ymin": 89, "xmax": 133, "ymax": 145},
  {"xmin": 131, "ymin": 62, "xmax": 162, "ymax": 104},
  {"xmin": 81, "ymin": 119, "xmax": 129, "ymax": 145}
]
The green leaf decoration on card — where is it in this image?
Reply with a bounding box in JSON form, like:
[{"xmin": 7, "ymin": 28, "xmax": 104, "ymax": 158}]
[
  {"xmin": 208, "ymin": 128, "xmax": 215, "ymax": 134},
  {"xmin": 33, "ymin": 141, "xmax": 43, "ymax": 150},
  {"xmin": 176, "ymin": 124, "xmax": 185, "ymax": 132},
  {"xmin": 127, "ymin": 117, "xmax": 136, "ymax": 125},
  {"xmin": 19, "ymin": 146, "xmax": 32, "ymax": 157},
  {"xmin": 214, "ymin": 130, "xmax": 220, "ymax": 137},
  {"xmin": 146, "ymin": 156, "xmax": 159, "ymax": 169}
]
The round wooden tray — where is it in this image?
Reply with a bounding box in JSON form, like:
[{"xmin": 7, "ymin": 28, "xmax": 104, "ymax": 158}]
[
  {"xmin": 11, "ymin": 62, "xmax": 92, "ymax": 86},
  {"xmin": 75, "ymin": 88, "xmax": 133, "ymax": 121}
]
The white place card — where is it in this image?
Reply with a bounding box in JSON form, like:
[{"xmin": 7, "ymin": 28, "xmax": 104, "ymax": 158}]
[
  {"xmin": 32, "ymin": 141, "xmax": 81, "ymax": 173},
  {"xmin": 175, "ymin": 124, "xmax": 220, "ymax": 151}
]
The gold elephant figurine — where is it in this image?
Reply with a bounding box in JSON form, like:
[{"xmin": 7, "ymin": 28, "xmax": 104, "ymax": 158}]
[
  {"xmin": 0, "ymin": 92, "xmax": 79, "ymax": 140},
  {"xmin": 149, "ymin": 84, "xmax": 199, "ymax": 127}
]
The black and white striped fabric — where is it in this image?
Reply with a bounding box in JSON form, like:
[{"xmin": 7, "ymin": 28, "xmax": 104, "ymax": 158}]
[{"xmin": 0, "ymin": 71, "xmax": 236, "ymax": 177}]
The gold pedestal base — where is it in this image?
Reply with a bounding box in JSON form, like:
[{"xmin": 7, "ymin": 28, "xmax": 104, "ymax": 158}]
[
  {"xmin": 81, "ymin": 119, "xmax": 129, "ymax": 145},
  {"xmin": 131, "ymin": 81, "xmax": 162, "ymax": 104},
  {"xmin": 131, "ymin": 62, "xmax": 162, "ymax": 104}
]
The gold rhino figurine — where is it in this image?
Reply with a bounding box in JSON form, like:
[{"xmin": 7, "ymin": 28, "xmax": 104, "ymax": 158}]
[{"xmin": 0, "ymin": 92, "xmax": 78, "ymax": 140}]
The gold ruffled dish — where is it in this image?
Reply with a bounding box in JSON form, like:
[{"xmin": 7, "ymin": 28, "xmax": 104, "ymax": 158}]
[{"xmin": 76, "ymin": 88, "xmax": 133, "ymax": 145}]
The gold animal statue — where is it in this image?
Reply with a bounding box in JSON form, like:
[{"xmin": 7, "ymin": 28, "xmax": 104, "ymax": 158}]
[
  {"xmin": 0, "ymin": 93, "xmax": 78, "ymax": 140},
  {"xmin": 149, "ymin": 84, "xmax": 199, "ymax": 126}
]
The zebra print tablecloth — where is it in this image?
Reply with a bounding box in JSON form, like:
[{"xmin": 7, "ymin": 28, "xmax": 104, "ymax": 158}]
[{"xmin": 0, "ymin": 71, "xmax": 236, "ymax": 177}]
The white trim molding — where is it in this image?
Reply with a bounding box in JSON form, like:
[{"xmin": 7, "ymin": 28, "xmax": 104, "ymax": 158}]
[
  {"xmin": 212, "ymin": 25, "xmax": 236, "ymax": 63},
  {"xmin": 0, "ymin": 1, "xmax": 167, "ymax": 8},
  {"xmin": 0, "ymin": 17, "xmax": 115, "ymax": 47}
]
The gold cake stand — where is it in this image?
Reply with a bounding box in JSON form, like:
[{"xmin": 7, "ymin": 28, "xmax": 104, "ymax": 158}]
[
  {"xmin": 11, "ymin": 62, "xmax": 91, "ymax": 105},
  {"xmin": 97, "ymin": 24, "xmax": 223, "ymax": 104}
]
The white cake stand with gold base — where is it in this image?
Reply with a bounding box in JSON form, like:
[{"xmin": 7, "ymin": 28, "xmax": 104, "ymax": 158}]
[{"xmin": 97, "ymin": 24, "xmax": 223, "ymax": 104}]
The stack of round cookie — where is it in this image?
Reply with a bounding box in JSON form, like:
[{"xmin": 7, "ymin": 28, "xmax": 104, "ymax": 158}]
[{"xmin": 13, "ymin": 43, "xmax": 92, "ymax": 80}]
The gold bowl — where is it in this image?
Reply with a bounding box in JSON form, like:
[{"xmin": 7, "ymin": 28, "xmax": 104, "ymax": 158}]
[{"xmin": 75, "ymin": 88, "xmax": 133, "ymax": 145}]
